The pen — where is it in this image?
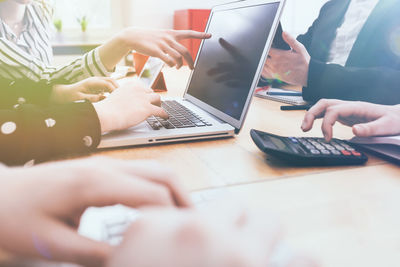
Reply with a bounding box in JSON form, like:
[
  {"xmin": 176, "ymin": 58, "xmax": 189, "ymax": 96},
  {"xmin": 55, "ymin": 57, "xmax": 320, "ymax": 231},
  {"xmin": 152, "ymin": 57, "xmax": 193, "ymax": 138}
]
[
  {"xmin": 267, "ymin": 91, "xmax": 302, "ymax": 96},
  {"xmin": 280, "ymin": 105, "xmax": 312, "ymax": 111}
]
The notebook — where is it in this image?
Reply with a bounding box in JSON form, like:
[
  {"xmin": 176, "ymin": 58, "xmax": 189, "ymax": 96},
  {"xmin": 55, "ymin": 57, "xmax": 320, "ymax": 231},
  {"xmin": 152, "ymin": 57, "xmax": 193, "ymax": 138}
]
[{"xmin": 349, "ymin": 135, "xmax": 400, "ymax": 163}]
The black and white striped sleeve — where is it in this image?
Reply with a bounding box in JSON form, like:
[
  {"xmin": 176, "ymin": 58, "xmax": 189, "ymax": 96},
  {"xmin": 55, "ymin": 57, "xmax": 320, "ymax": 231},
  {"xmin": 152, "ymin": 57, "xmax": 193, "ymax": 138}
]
[{"xmin": 0, "ymin": 38, "xmax": 112, "ymax": 84}]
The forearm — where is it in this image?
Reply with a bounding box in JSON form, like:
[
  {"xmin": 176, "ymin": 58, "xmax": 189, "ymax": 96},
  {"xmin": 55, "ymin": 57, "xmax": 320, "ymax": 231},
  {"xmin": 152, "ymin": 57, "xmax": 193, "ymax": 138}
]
[
  {"xmin": 98, "ymin": 30, "xmax": 132, "ymax": 72},
  {"xmin": 0, "ymin": 101, "xmax": 101, "ymax": 166},
  {"xmin": 0, "ymin": 78, "xmax": 53, "ymax": 107},
  {"xmin": 0, "ymin": 38, "xmax": 112, "ymax": 84},
  {"xmin": 303, "ymin": 59, "xmax": 400, "ymax": 105}
]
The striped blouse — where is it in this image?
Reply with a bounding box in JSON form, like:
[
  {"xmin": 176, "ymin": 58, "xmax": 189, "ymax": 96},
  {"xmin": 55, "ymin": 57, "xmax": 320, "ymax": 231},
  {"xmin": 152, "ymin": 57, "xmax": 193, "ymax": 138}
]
[{"xmin": 0, "ymin": 0, "xmax": 111, "ymax": 83}]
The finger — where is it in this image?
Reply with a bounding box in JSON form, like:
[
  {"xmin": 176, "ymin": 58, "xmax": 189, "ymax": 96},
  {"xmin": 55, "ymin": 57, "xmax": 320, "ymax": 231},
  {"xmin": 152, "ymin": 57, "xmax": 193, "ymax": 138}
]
[
  {"xmin": 169, "ymin": 40, "xmax": 195, "ymax": 69},
  {"xmin": 121, "ymin": 161, "xmax": 192, "ymax": 208},
  {"xmin": 321, "ymin": 104, "xmax": 364, "ymax": 141},
  {"xmin": 353, "ymin": 117, "xmax": 393, "ymax": 137},
  {"xmin": 86, "ymin": 173, "xmax": 175, "ymax": 208},
  {"xmin": 174, "ymin": 30, "xmax": 212, "ymax": 40},
  {"xmin": 104, "ymin": 77, "xmax": 119, "ymax": 89},
  {"xmin": 282, "ymin": 31, "xmax": 307, "ymax": 54},
  {"xmin": 101, "ymin": 80, "xmax": 117, "ymax": 93},
  {"xmin": 161, "ymin": 43, "xmax": 184, "ymax": 69},
  {"xmin": 150, "ymin": 105, "xmax": 169, "ymax": 119},
  {"xmin": 86, "ymin": 80, "xmax": 116, "ymax": 94},
  {"xmin": 268, "ymin": 48, "xmax": 284, "ymax": 57},
  {"xmin": 321, "ymin": 107, "xmax": 341, "ymax": 141},
  {"xmin": 148, "ymin": 93, "xmax": 162, "ymax": 107},
  {"xmin": 79, "ymin": 93, "xmax": 103, "ymax": 103},
  {"xmin": 95, "ymin": 159, "xmax": 192, "ymax": 208},
  {"xmin": 156, "ymin": 50, "xmax": 176, "ymax": 68},
  {"xmin": 35, "ymin": 220, "xmax": 111, "ymax": 267},
  {"xmin": 301, "ymin": 99, "xmax": 342, "ymax": 132}
]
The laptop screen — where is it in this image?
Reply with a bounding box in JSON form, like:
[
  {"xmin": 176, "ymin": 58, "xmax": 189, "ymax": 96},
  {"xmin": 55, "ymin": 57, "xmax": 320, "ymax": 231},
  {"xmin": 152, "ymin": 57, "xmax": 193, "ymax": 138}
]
[{"xmin": 186, "ymin": 2, "xmax": 280, "ymax": 121}]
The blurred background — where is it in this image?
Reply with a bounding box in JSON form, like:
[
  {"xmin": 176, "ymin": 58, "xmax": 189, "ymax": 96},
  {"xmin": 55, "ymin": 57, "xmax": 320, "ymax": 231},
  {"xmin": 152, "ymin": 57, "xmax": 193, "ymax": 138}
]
[{"xmin": 52, "ymin": 0, "xmax": 329, "ymax": 65}]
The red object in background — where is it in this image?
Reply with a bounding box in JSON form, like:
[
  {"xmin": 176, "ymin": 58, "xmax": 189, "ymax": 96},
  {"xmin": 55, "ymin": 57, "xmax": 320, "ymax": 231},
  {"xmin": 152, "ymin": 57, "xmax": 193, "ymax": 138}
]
[
  {"xmin": 174, "ymin": 9, "xmax": 211, "ymax": 65},
  {"xmin": 133, "ymin": 52, "xmax": 167, "ymax": 92}
]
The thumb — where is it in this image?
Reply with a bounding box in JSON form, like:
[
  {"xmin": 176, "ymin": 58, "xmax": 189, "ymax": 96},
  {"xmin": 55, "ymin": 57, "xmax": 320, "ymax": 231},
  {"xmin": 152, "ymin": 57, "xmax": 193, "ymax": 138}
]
[
  {"xmin": 282, "ymin": 31, "xmax": 306, "ymax": 54},
  {"xmin": 352, "ymin": 117, "xmax": 389, "ymax": 137},
  {"xmin": 80, "ymin": 93, "xmax": 105, "ymax": 103},
  {"xmin": 151, "ymin": 105, "xmax": 169, "ymax": 119}
]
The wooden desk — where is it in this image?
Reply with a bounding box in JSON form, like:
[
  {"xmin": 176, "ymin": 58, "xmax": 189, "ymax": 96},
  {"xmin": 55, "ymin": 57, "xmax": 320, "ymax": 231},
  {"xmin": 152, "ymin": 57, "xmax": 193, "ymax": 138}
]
[
  {"xmin": 2, "ymin": 67, "xmax": 399, "ymax": 267},
  {"xmin": 97, "ymin": 67, "xmax": 388, "ymax": 191},
  {"xmin": 98, "ymin": 67, "xmax": 400, "ymax": 267}
]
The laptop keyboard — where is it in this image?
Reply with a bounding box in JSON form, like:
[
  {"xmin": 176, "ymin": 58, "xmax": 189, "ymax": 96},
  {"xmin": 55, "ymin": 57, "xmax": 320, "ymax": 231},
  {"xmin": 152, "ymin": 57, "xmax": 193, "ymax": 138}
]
[{"xmin": 147, "ymin": 100, "xmax": 213, "ymax": 130}]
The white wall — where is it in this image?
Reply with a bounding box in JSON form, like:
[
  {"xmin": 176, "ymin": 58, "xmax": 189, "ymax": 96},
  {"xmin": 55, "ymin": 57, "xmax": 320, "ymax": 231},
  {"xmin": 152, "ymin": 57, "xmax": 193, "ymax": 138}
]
[{"xmin": 123, "ymin": 0, "xmax": 329, "ymax": 36}]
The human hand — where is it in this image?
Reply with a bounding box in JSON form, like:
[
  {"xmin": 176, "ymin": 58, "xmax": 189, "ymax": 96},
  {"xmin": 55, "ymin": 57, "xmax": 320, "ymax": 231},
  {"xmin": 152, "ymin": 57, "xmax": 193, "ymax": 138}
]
[
  {"xmin": 51, "ymin": 77, "xmax": 119, "ymax": 104},
  {"xmin": 0, "ymin": 157, "xmax": 191, "ymax": 267},
  {"xmin": 93, "ymin": 80, "xmax": 168, "ymax": 133},
  {"xmin": 263, "ymin": 32, "xmax": 310, "ymax": 86},
  {"xmin": 124, "ymin": 28, "xmax": 211, "ymax": 69},
  {"xmin": 108, "ymin": 208, "xmax": 317, "ymax": 267},
  {"xmin": 302, "ymin": 99, "xmax": 400, "ymax": 141}
]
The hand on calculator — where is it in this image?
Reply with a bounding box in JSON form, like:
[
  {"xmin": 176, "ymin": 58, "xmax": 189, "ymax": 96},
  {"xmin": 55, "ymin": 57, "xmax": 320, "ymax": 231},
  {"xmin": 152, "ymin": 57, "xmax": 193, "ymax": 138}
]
[{"xmin": 302, "ymin": 99, "xmax": 400, "ymax": 141}]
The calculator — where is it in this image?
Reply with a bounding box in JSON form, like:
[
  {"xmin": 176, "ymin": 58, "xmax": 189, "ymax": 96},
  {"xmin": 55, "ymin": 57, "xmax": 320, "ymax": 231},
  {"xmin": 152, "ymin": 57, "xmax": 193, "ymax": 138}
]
[{"xmin": 251, "ymin": 129, "xmax": 368, "ymax": 166}]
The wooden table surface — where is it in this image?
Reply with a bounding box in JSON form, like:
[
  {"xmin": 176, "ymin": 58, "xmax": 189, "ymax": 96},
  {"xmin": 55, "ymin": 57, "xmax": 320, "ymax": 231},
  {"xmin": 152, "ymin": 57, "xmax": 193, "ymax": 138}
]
[
  {"xmin": 2, "ymin": 67, "xmax": 399, "ymax": 266},
  {"xmin": 98, "ymin": 67, "xmax": 388, "ymax": 192},
  {"xmin": 99, "ymin": 67, "xmax": 400, "ymax": 267}
]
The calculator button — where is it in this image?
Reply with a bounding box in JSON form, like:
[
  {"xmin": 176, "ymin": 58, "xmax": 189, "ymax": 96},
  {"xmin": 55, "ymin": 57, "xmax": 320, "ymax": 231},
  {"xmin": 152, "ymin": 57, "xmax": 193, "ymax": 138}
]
[
  {"xmin": 289, "ymin": 137, "xmax": 298, "ymax": 143},
  {"xmin": 321, "ymin": 150, "xmax": 331, "ymax": 155},
  {"xmin": 305, "ymin": 145, "xmax": 315, "ymax": 150},
  {"xmin": 341, "ymin": 150, "xmax": 352, "ymax": 156},
  {"xmin": 334, "ymin": 145, "xmax": 345, "ymax": 150},
  {"xmin": 316, "ymin": 145, "xmax": 325, "ymax": 150},
  {"xmin": 324, "ymin": 145, "xmax": 336, "ymax": 150},
  {"xmin": 352, "ymin": 151, "xmax": 362, "ymax": 157},
  {"xmin": 310, "ymin": 150, "xmax": 321, "ymax": 155},
  {"xmin": 331, "ymin": 150, "xmax": 341, "ymax": 155}
]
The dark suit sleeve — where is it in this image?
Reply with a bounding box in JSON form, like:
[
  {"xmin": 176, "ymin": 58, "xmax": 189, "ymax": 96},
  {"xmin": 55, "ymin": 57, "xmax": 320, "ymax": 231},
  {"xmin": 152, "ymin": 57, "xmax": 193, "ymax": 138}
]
[
  {"xmin": 297, "ymin": 2, "xmax": 333, "ymax": 49},
  {"xmin": 303, "ymin": 59, "xmax": 400, "ymax": 104},
  {"xmin": 0, "ymin": 101, "xmax": 101, "ymax": 166}
]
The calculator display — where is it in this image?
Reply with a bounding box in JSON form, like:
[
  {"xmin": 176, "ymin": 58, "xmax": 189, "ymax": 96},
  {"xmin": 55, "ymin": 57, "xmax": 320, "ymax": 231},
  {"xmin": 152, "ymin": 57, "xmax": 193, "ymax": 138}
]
[{"xmin": 269, "ymin": 136, "xmax": 287, "ymax": 150}]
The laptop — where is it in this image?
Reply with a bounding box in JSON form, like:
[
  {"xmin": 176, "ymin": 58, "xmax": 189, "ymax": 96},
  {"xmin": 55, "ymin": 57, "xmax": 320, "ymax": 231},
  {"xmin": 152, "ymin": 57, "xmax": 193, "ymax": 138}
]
[{"xmin": 99, "ymin": 0, "xmax": 286, "ymax": 149}]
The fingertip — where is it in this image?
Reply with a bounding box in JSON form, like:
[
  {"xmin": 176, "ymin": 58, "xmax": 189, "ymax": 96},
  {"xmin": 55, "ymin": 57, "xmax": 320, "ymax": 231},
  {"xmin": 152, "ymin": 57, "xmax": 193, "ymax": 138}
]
[{"xmin": 301, "ymin": 121, "xmax": 308, "ymax": 132}]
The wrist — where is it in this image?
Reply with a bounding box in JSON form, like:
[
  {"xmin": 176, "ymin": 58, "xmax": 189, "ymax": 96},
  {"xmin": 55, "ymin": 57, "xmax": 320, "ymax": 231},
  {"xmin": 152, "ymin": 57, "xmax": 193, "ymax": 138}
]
[
  {"xmin": 50, "ymin": 84, "xmax": 69, "ymax": 104},
  {"xmin": 118, "ymin": 28, "xmax": 135, "ymax": 51},
  {"xmin": 93, "ymin": 102, "xmax": 112, "ymax": 133}
]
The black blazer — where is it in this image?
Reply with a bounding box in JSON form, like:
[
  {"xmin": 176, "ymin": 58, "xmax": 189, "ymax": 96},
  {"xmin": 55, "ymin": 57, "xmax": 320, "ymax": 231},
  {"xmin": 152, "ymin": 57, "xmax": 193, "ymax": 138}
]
[
  {"xmin": 299, "ymin": 0, "xmax": 400, "ymax": 104},
  {"xmin": 0, "ymin": 78, "xmax": 101, "ymax": 166}
]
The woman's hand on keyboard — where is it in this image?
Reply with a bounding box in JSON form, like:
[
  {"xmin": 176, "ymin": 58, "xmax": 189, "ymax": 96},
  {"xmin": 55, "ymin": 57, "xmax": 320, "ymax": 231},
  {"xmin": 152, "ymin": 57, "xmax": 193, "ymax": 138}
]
[
  {"xmin": 0, "ymin": 157, "xmax": 191, "ymax": 267},
  {"xmin": 94, "ymin": 79, "xmax": 168, "ymax": 133},
  {"xmin": 108, "ymin": 208, "xmax": 318, "ymax": 267},
  {"xmin": 302, "ymin": 99, "xmax": 400, "ymax": 141}
]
